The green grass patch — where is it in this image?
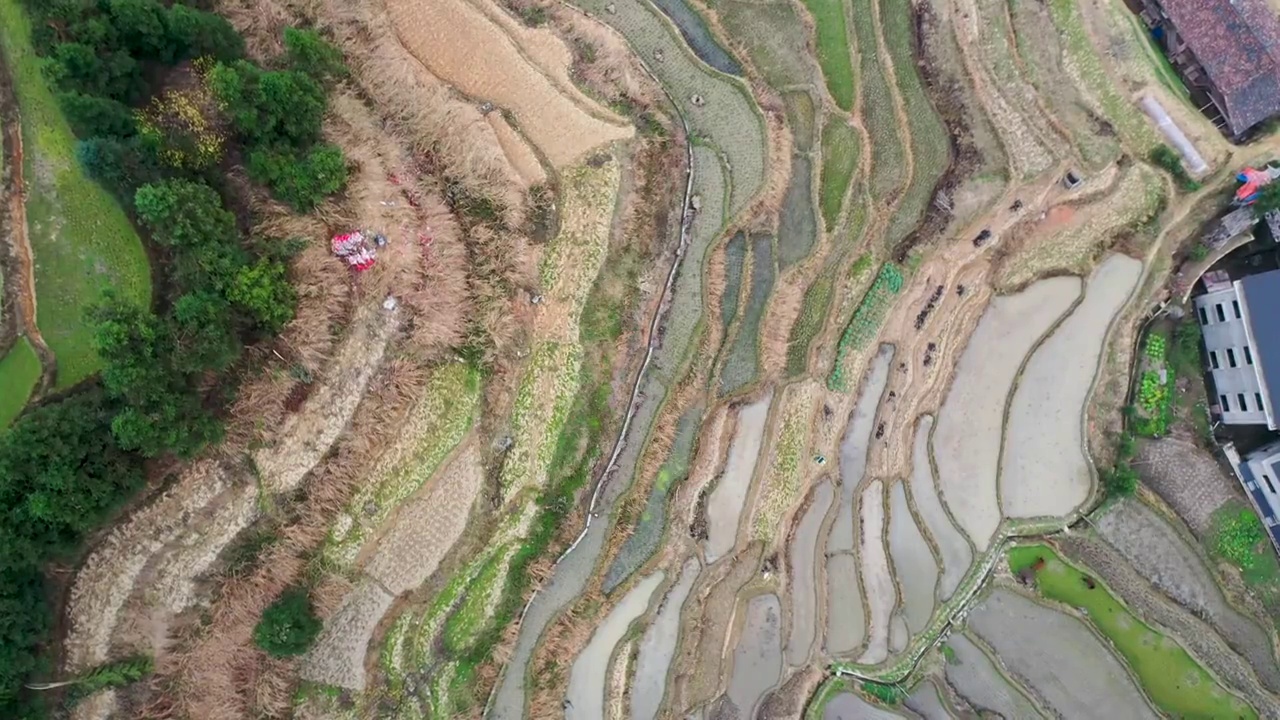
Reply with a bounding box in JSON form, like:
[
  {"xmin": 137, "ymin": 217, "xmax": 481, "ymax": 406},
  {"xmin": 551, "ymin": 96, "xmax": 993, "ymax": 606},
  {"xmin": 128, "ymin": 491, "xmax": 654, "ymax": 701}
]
[
  {"xmin": 1009, "ymin": 544, "xmax": 1258, "ymax": 719},
  {"xmin": 1047, "ymin": 0, "xmax": 1160, "ymax": 153},
  {"xmin": 719, "ymin": 1, "xmax": 813, "ymax": 92},
  {"xmin": 799, "ymin": 0, "xmax": 855, "ymax": 111},
  {"xmin": 849, "ymin": 0, "xmax": 905, "ymax": 202},
  {"xmin": 784, "ymin": 274, "xmax": 834, "ymax": 377},
  {"xmin": 819, "ymin": 118, "xmax": 861, "ymax": 231},
  {"xmin": 0, "ymin": 337, "xmax": 40, "ymax": 427},
  {"xmin": 0, "ymin": 0, "xmax": 151, "ymax": 388},
  {"xmin": 784, "ymin": 90, "xmax": 816, "ymax": 152},
  {"xmin": 498, "ymin": 341, "xmax": 583, "ymax": 500},
  {"xmin": 828, "ymin": 262, "xmax": 902, "ymax": 391},
  {"xmin": 441, "ymin": 545, "xmax": 509, "ymax": 656}
]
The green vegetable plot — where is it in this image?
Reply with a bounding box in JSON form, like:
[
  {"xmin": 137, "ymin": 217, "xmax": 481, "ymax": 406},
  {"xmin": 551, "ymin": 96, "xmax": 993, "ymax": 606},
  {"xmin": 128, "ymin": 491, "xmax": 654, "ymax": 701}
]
[{"xmin": 828, "ymin": 262, "xmax": 902, "ymax": 391}]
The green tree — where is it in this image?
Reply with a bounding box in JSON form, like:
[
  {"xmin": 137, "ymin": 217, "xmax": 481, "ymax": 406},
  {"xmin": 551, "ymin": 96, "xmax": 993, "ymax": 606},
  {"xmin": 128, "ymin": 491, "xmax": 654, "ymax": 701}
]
[
  {"xmin": 168, "ymin": 292, "xmax": 240, "ymax": 373},
  {"xmin": 1254, "ymin": 182, "xmax": 1280, "ymax": 215},
  {"xmin": 76, "ymin": 137, "xmax": 164, "ymax": 199},
  {"xmin": 229, "ymin": 259, "xmax": 296, "ymax": 333},
  {"xmin": 45, "ymin": 42, "xmax": 145, "ymax": 102},
  {"xmin": 247, "ymin": 143, "xmax": 348, "ymax": 212},
  {"xmin": 134, "ymin": 180, "xmax": 247, "ymax": 293},
  {"xmin": 58, "ymin": 92, "xmax": 136, "ymax": 138},
  {"xmin": 167, "ymin": 4, "xmax": 244, "ymax": 62},
  {"xmin": 282, "ymin": 27, "xmax": 346, "ymax": 84},
  {"xmin": 205, "ymin": 61, "xmax": 326, "ymax": 147},
  {"xmin": 0, "ymin": 568, "xmax": 48, "ymax": 710},
  {"xmin": 0, "ymin": 389, "xmax": 145, "ymax": 569},
  {"xmin": 254, "ymin": 588, "xmax": 322, "ymax": 657},
  {"xmin": 1103, "ymin": 462, "xmax": 1139, "ymax": 497},
  {"xmin": 105, "ymin": 0, "xmax": 173, "ymax": 62},
  {"xmin": 89, "ymin": 295, "xmax": 223, "ymax": 457}
]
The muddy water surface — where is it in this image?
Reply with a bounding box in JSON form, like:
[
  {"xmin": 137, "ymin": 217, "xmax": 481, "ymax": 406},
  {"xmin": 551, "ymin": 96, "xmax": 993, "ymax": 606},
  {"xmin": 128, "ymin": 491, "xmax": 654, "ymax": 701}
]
[
  {"xmin": 933, "ymin": 277, "xmax": 1080, "ymax": 548},
  {"xmin": 856, "ymin": 480, "xmax": 895, "ymax": 664},
  {"xmin": 565, "ymin": 572, "xmax": 664, "ymax": 718},
  {"xmin": 726, "ymin": 594, "xmax": 783, "ymax": 717},
  {"xmin": 968, "ymin": 588, "xmax": 1159, "ymax": 719},
  {"xmin": 631, "ymin": 559, "xmax": 700, "ymax": 720},
  {"xmin": 824, "ymin": 553, "xmax": 864, "ymax": 655},
  {"xmin": 785, "ymin": 480, "xmax": 833, "ymax": 666},
  {"xmin": 705, "ymin": 391, "xmax": 773, "ymax": 561},
  {"xmin": 887, "ymin": 480, "xmax": 938, "ymax": 633},
  {"xmin": 828, "ymin": 344, "xmax": 894, "ymax": 554},
  {"xmin": 909, "ymin": 415, "xmax": 971, "ymax": 598},
  {"xmin": 944, "ymin": 633, "xmax": 1045, "ymax": 719},
  {"xmin": 905, "ymin": 679, "xmax": 953, "ymax": 719},
  {"xmin": 1001, "ymin": 254, "xmax": 1141, "ymax": 518}
]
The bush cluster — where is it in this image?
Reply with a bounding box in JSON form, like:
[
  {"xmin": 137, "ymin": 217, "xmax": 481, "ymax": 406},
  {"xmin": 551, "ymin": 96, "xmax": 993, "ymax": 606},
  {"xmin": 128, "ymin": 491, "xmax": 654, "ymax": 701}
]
[
  {"xmin": 253, "ymin": 588, "xmax": 322, "ymax": 657},
  {"xmin": 1149, "ymin": 145, "xmax": 1201, "ymax": 193},
  {"xmin": 2, "ymin": 3, "xmax": 349, "ymax": 713}
]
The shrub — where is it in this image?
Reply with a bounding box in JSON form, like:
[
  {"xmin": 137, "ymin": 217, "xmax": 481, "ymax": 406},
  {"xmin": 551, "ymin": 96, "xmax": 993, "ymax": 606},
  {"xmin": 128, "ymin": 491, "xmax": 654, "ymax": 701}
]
[
  {"xmin": 254, "ymin": 588, "xmax": 322, "ymax": 657},
  {"xmin": 57, "ymin": 91, "xmax": 136, "ymax": 138},
  {"xmin": 1102, "ymin": 462, "xmax": 1139, "ymax": 497},
  {"xmin": 0, "ymin": 568, "xmax": 48, "ymax": 711},
  {"xmin": 205, "ymin": 61, "xmax": 326, "ymax": 147},
  {"xmin": 76, "ymin": 136, "xmax": 165, "ymax": 199},
  {"xmin": 282, "ymin": 27, "xmax": 345, "ymax": 84},
  {"xmin": 247, "ymin": 144, "xmax": 348, "ymax": 212},
  {"xmin": 68, "ymin": 654, "xmax": 153, "ymax": 702},
  {"xmin": 861, "ymin": 680, "xmax": 905, "ymax": 705},
  {"xmin": 134, "ymin": 179, "xmax": 247, "ymax": 293},
  {"xmin": 0, "ymin": 389, "xmax": 145, "ymax": 569},
  {"xmin": 167, "ymin": 4, "xmax": 243, "ymax": 62},
  {"xmin": 1212, "ymin": 508, "xmax": 1265, "ymax": 569},
  {"xmin": 45, "ymin": 41, "xmax": 145, "ymax": 102},
  {"xmin": 105, "ymin": 0, "xmax": 173, "ymax": 62},
  {"xmin": 1149, "ymin": 145, "xmax": 1201, "ymax": 192},
  {"xmin": 229, "ymin": 259, "xmax": 296, "ymax": 333}
]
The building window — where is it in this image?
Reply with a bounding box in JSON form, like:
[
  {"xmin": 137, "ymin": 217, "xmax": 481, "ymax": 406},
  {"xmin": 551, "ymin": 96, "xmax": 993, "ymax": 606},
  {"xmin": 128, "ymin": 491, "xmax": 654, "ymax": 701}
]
[
  {"xmin": 1245, "ymin": 345, "xmax": 1254, "ymax": 365},
  {"xmin": 1221, "ymin": 394, "xmax": 1231, "ymax": 411},
  {"xmin": 1266, "ymin": 474, "xmax": 1278, "ymax": 494},
  {"xmin": 1234, "ymin": 300, "xmax": 1242, "ymax": 318},
  {"xmin": 1239, "ymin": 393, "xmax": 1248, "ymax": 411},
  {"xmin": 1211, "ymin": 350, "xmax": 1220, "ymax": 369},
  {"xmin": 1229, "ymin": 348, "xmax": 1238, "ymax": 367},
  {"xmin": 1258, "ymin": 392, "xmax": 1265, "ymax": 412},
  {"xmin": 1218, "ymin": 304, "xmax": 1227, "ymax": 322},
  {"xmin": 1200, "ymin": 306, "xmax": 1210, "ymax": 325}
]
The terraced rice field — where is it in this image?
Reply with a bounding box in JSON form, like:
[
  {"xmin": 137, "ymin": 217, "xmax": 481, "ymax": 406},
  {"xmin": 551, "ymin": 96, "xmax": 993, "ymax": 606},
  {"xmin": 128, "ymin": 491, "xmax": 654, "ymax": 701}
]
[{"xmin": 44, "ymin": 0, "xmax": 1260, "ymax": 715}]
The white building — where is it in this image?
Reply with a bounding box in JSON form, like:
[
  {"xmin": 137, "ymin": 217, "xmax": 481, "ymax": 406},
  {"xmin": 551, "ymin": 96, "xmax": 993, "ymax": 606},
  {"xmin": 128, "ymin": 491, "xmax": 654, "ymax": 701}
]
[{"xmin": 1192, "ymin": 268, "xmax": 1280, "ymax": 428}]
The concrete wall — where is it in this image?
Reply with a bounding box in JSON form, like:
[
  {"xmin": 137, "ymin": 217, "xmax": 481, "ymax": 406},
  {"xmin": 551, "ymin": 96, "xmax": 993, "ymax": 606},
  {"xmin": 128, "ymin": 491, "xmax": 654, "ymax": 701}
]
[{"xmin": 1194, "ymin": 285, "xmax": 1271, "ymax": 425}]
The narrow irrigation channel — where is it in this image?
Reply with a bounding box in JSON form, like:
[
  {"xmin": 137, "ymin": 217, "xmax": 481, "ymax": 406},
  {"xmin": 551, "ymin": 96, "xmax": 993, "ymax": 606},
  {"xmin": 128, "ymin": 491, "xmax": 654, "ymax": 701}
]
[{"xmin": 485, "ymin": 28, "xmax": 699, "ymax": 716}]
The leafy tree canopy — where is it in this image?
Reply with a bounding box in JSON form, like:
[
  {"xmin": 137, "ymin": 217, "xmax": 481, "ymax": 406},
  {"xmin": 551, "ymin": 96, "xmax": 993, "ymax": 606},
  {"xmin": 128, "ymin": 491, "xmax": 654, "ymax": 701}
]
[{"xmin": 253, "ymin": 588, "xmax": 322, "ymax": 657}]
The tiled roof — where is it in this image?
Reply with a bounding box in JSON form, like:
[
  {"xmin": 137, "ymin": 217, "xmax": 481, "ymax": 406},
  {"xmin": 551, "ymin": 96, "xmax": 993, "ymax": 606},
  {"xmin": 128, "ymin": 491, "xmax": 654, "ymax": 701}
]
[{"xmin": 1160, "ymin": 0, "xmax": 1280, "ymax": 134}]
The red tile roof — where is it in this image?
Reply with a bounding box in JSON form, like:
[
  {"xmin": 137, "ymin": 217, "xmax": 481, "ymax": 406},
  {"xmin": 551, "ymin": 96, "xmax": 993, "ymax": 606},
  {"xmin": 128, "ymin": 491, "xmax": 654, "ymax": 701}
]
[{"xmin": 1159, "ymin": 0, "xmax": 1280, "ymax": 134}]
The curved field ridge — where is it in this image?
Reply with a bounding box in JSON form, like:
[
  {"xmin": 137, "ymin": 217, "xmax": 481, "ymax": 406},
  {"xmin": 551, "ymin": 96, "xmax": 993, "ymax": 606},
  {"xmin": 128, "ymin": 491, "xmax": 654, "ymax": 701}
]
[
  {"xmin": 385, "ymin": 0, "xmax": 631, "ymax": 167},
  {"xmin": 631, "ymin": 559, "xmax": 700, "ymax": 720},
  {"xmin": 933, "ymin": 276, "xmax": 1080, "ymax": 549},
  {"xmin": 968, "ymin": 588, "xmax": 1160, "ymax": 719},
  {"xmin": 1009, "ymin": 545, "xmax": 1258, "ymax": 719},
  {"xmin": 1001, "ymin": 254, "xmax": 1142, "ymax": 519},
  {"xmin": 573, "ymin": 0, "xmax": 765, "ymax": 216},
  {"xmin": 565, "ymin": 572, "xmax": 665, "ymax": 717},
  {"xmin": 908, "ymin": 415, "xmax": 971, "ymax": 599}
]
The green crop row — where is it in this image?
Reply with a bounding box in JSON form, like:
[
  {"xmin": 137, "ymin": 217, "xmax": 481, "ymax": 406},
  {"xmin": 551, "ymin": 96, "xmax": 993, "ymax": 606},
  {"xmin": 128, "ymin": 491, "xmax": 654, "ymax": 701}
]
[
  {"xmin": 499, "ymin": 342, "xmax": 583, "ymax": 500},
  {"xmin": 785, "ymin": 274, "xmax": 834, "ymax": 377},
  {"xmin": 849, "ymin": 0, "xmax": 906, "ymax": 203},
  {"xmin": 820, "ymin": 118, "xmax": 861, "ymax": 231},
  {"xmin": 799, "ymin": 0, "xmax": 856, "ymax": 111},
  {"xmin": 827, "ymin": 263, "xmax": 903, "ymax": 391}
]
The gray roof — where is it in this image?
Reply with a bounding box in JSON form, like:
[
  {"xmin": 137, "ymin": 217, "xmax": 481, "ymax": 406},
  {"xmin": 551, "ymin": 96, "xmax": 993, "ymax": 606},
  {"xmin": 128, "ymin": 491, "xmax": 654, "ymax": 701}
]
[{"xmin": 1240, "ymin": 268, "xmax": 1280, "ymax": 404}]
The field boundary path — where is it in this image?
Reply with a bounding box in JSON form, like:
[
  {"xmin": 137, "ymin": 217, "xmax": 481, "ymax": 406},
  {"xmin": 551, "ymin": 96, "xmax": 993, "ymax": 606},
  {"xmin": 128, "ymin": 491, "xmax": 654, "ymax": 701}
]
[{"xmin": 0, "ymin": 47, "xmax": 53, "ymax": 395}]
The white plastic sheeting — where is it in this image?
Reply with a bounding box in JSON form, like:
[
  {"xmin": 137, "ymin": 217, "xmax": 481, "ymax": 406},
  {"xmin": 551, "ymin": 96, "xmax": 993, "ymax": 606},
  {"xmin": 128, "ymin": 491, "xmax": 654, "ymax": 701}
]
[{"xmin": 1141, "ymin": 95, "xmax": 1208, "ymax": 175}]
